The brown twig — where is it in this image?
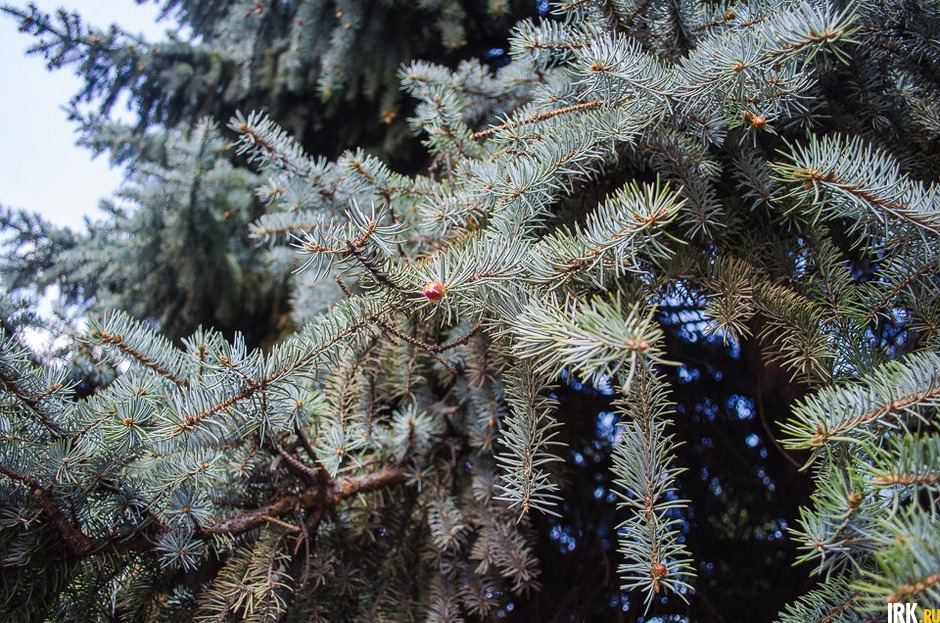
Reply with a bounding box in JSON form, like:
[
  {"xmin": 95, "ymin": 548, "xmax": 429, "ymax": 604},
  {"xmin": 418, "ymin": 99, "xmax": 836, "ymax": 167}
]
[
  {"xmin": 471, "ymin": 99, "xmax": 606, "ymax": 140},
  {"xmin": 756, "ymin": 364, "xmax": 802, "ymax": 469},
  {"xmin": 91, "ymin": 329, "xmax": 188, "ymax": 388},
  {"xmin": 199, "ymin": 466, "xmax": 406, "ymax": 537},
  {"xmin": 261, "ymin": 514, "xmax": 301, "ymax": 533},
  {"xmin": 374, "ymin": 320, "xmax": 457, "ymax": 375},
  {"xmin": 0, "ymin": 370, "xmax": 64, "ymax": 438},
  {"xmin": 0, "ymin": 465, "xmax": 95, "ymax": 556},
  {"xmin": 272, "ymin": 439, "xmax": 321, "ymax": 483},
  {"xmin": 173, "ymin": 319, "xmax": 369, "ymax": 435}
]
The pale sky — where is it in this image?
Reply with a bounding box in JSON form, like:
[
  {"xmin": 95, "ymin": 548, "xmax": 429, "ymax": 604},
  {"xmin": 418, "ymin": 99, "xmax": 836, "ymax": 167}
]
[{"xmin": 0, "ymin": 1, "xmax": 167, "ymax": 230}]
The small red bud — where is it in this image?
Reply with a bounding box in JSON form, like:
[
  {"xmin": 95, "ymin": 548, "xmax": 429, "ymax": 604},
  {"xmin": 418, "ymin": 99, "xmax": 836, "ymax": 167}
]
[
  {"xmin": 652, "ymin": 562, "xmax": 667, "ymax": 578},
  {"xmin": 422, "ymin": 281, "xmax": 447, "ymax": 302}
]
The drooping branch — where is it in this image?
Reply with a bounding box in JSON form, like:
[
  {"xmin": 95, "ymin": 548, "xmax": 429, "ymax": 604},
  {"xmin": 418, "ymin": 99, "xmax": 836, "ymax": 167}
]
[
  {"xmin": 0, "ymin": 370, "xmax": 64, "ymax": 438},
  {"xmin": 199, "ymin": 466, "xmax": 407, "ymax": 537},
  {"xmin": 2, "ymin": 465, "xmax": 407, "ymax": 564},
  {"xmin": 0, "ymin": 465, "xmax": 95, "ymax": 556}
]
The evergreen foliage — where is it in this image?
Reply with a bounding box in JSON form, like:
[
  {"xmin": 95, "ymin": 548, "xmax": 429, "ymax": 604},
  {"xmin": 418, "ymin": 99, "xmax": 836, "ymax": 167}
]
[
  {"xmin": 4, "ymin": 0, "xmax": 533, "ymax": 163},
  {"xmin": 1, "ymin": 0, "xmax": 533, "ymax": 345},
  {"xmin": 2, "ymin": 0, "xmax": 940, "ymax": 620}
]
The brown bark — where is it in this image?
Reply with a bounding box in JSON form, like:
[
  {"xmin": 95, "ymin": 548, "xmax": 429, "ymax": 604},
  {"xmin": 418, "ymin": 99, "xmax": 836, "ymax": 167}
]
[{"xmin": 199, "ymin": 466, "xmax": 406, "ymax": 537}]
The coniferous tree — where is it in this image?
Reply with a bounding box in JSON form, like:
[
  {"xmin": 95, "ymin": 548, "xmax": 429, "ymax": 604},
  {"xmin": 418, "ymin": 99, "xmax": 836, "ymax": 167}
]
[
  {"xmin": 1, "ymin": 0, "xmax": 940, "ymax": 622},
  {"xmin": 1, "ymin": 0, "xmax": 534, "ymax": 345}
]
